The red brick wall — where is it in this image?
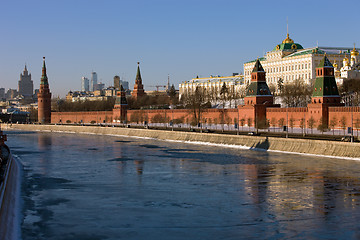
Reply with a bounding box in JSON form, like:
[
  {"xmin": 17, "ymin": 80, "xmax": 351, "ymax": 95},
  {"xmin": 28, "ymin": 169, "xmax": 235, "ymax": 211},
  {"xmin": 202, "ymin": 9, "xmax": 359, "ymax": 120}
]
[
  {"xmin": 329, "ymin": 106, "xmax": 360, "ymax": 130},
  {"xmin": 266, "ymin": 107, "xmax": 308, "ymax": 128},
  {"xmin": 52, "ymin": 111, "xmax": 113, "ymax": 124},
  {"xmin": 126, "ymin": 108, "xmax": 238, "ymax": 125},
  {"xmin": 51, "ymin": 105, "xmax": 360, "ymax": 131}
]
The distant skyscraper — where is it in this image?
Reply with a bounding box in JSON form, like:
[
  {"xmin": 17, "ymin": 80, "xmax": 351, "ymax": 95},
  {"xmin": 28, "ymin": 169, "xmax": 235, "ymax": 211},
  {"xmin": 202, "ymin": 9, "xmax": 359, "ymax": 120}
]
[
  {"xmin": 90, "ymin": 72, "xmax": 97, "ymax": 91},
  {"xmin": 120, "ymin": 80, "xmax": 129, "ymax": 90},
  {"xmin": 0, "ymin": 88, "xmax": 5, "ymax": 99},
  {"xmin": 81, "ymin": 77, "xmax": 89, "ymax": 92},
  {"xmin": 18, "ymin": 64, "xmax": 34, "ymax": 98},
  {"xmin": 93, "ymin": 83, "xmax": 105, "ymax": 91},
  {"xmin": 114, "ymin": 75, "xmax": 120, "ymax": 89}
]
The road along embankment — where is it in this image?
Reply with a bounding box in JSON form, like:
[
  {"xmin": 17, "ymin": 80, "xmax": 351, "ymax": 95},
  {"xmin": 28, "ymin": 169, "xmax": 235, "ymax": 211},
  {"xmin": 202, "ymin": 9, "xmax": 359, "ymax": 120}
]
[
  {"xmin": 0, "ymin": 145, "xmax": 22, "ymax": 240},
  {"xmin": 2, "ymin": 123, "xmax": 360, "ymax": 159}
]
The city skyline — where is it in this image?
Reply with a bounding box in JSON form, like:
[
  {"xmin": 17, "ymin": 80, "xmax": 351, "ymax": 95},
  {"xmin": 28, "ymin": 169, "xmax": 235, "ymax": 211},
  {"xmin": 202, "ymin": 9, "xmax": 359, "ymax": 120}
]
[{"xmin": 1, "ymin": 0, "xmax": 360, "ymax": 97}]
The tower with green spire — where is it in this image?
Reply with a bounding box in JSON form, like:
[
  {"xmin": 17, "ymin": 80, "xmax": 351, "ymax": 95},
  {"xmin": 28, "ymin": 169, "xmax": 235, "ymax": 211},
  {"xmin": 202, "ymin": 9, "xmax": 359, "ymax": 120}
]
[
  {"xmin": 307, "ymin": 54, "xmax": 343, "ymax": 126},
  {"xmin": 131, "ymin": 62, "xmax": 146, "ymax": 99},
  {"xmin": 239, "ymin": 59, "xmax": 278, "ymax": 129},
  {"xmin": 37, "ymin": 57, "xmax": 52, "ymax": 123}
]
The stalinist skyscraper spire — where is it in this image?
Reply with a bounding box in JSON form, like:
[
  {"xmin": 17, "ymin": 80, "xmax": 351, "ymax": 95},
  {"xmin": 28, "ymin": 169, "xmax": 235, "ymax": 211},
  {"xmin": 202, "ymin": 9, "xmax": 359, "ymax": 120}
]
[{"xmin": 37, "ymin": 57, "xmax": 52, "ymax": 123}]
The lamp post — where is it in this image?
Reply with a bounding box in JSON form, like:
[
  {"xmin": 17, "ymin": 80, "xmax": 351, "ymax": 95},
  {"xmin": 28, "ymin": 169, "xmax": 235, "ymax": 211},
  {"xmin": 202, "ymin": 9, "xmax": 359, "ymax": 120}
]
[
  {"xmin": 351, "ymin": 106, "xmax": 354, "ymax": 142},
  {"xmin": 286, "ymin": 103, "xmax": 289, "ymax": 138}
]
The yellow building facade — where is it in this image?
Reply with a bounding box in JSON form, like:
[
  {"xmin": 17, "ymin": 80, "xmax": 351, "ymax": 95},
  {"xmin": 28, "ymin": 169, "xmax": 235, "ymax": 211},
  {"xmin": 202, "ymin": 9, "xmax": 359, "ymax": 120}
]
[{"xmin": 243, "ymin": 33, "xmax": 357, "ymax": 87}]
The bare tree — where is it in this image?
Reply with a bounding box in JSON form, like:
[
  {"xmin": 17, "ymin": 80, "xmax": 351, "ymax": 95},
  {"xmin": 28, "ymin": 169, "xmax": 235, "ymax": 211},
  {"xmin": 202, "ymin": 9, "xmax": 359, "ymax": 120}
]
[
  {"xmin": 354, "ymin": 118, "xmax": 360, "ymax": 137},
  {"xmin": 307, "ymin": 116, "xmax": 315, "ymax": 134},
  {"xmin": 317, "ymin": 117, "xmax": 327, "ymax": 134},
  {"xmin": 279, "ymin": 79, "xmax": 312, "ymax": 107},
  {"xmin": 329, "ymin": 116, "xmax": 337, "ymax": 135},
  {"xmin": 270, "ymin": 117, "xmax": 277, "ymax": 132},
  {"xmin": 340, "ymin": 116, "xmax": 347, "ymax": 135},
  {"xmin": 247, "ymin": 117, "xmax": 253, "ymax": 131},
  {"xmin": 181, "ymin": 87, "xmax": 209, "ymax": 126},
  {"xmin": 300, "ymin": 118, "xmax": 305, "ymax": 135},
  {"xmin": 240, "ymin": 118, "xmax": 245, "ymax": 131},
  {"xmin": 289, "ymin": 117, "xmax": 295, "ymax": 133}
]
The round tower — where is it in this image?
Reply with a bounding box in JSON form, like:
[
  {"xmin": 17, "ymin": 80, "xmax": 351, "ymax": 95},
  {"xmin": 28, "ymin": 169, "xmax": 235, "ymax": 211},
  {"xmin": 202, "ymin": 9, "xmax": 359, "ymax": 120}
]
[{"xmin": 37, "ymin": 57, "xmax": 52, "ymax": 123}]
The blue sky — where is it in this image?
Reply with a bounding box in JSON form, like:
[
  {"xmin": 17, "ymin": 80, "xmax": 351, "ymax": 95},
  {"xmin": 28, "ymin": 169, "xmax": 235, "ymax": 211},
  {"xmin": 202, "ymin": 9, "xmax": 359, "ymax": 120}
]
[{"xmin": 1, "ymin": 0, "xmax": 360, "ymax": 97}]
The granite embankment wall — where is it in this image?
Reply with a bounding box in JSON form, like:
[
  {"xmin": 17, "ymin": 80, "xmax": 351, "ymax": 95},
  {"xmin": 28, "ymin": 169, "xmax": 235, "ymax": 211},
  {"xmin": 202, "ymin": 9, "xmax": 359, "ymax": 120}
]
[
  {"xmin": 2, "ymin": 124, "xmax": 360, "ymax": 159},
  {"xmin": 0, "ymin": 148, "xmax": 21, "ymax": 240}
]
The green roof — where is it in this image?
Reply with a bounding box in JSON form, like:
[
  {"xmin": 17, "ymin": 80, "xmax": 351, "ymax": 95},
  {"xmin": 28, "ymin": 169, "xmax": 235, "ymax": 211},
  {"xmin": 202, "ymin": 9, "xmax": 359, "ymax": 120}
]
[
  {"xmin": 245, "ymin": 57, "xmax": 266, "ymax": 64},
  {"xmin": 312, "ymin": 76, "xmax": 340, "ymax": 97},
  {"xmin": 317, "ymin": 55, "xmax": 333, "ymax": 68},
  {"xmin": 272, "ymin": 43, "xmax": 303, "ymax": 51},
  {"xmin": 246, "ymin": 82, "xmax": 272, "ymax": 97}
]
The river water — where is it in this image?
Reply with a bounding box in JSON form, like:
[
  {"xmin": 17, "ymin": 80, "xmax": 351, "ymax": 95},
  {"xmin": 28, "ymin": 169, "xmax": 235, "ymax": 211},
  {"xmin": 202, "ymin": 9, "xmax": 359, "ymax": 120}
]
[{"xmin": 5, "ymin": 131, "xmax": 360, "ymax": 240}]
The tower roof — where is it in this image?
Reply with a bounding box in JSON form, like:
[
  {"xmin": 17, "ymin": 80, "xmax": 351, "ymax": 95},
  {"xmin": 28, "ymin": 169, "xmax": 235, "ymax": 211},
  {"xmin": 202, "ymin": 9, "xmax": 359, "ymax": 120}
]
[
  {"xmin": 41, "ymin": 57, "xmax": 49, "ymax": 85},
  {"xmin": 136, "ymin": 62, "xmax": 142, "ymax": 83},
  {"xmin": 312, "ymin": 55, "xmax": 339, "ymax": 97},
  {"xmin": 317, "ymin": 55, "xmax": 333, "ymax": 68},
  {"xmin": 252, "ymin": 59, "xmax": 265, "ymax": 73}
]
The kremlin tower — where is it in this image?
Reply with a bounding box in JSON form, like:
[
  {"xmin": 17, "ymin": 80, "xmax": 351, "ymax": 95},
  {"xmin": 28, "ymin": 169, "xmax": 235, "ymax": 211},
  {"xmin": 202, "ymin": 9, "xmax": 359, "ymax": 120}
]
[
  {"xmin": 113, "ymin": 85, "xmax": 128, "ymax": 123},
  {"xmin": 308, "ymin": 54, "xmax": 343, "ymax": 126},
  {"xmin": 131, "ymin": 62, "xmax": 146, "ymax": 99},
  {"xmin": 37, "ymin": 57, "xmax": 52, "ymax": 123},
  {"xmin": 239, "ymin": 59, "xmax": 278, "ymax": 128}
]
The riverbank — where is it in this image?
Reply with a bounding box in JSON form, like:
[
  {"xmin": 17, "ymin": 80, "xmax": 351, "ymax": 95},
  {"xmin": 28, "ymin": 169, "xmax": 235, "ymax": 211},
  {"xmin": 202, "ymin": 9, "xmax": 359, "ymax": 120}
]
[
  {"xmin": 2, "ymin": 123, "xmax": 360, "ymax": 159},
  {"xmin": 0, "ymin": 146, "xmax": 22, "ymax": 240}
]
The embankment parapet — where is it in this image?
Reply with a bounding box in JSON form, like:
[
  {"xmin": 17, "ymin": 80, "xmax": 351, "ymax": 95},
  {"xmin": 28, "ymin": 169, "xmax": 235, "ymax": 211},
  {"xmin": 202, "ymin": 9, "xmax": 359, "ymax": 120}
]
[{"xmin": 2, "ymin": 124, "xmax": 360, "ymax": 159}]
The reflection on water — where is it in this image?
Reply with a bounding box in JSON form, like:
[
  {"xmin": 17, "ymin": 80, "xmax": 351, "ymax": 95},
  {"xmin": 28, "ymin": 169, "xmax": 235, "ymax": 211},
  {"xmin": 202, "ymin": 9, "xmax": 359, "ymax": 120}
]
[{"xmin": 6, "ymin": 131, "xmax": 360, "ymax": 240}]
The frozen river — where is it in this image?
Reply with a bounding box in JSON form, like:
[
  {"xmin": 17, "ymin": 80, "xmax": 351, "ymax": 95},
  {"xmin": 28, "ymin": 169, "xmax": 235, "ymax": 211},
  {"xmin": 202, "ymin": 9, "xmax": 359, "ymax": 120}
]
[{"xmin": 6, "ymin": 131, "xmax": 360, "ymax": 239}]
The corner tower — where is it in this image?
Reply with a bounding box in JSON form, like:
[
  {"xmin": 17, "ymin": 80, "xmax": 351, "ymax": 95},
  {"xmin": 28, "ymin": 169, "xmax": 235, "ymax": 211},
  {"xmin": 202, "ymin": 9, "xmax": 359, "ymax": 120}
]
[
  {"xmin": 131, "ymin": 62, "xmax": 146, "ymax": 99},
  {"xmin": 37, "ymin": 57, "xmax": 52, "ymax": 123}
]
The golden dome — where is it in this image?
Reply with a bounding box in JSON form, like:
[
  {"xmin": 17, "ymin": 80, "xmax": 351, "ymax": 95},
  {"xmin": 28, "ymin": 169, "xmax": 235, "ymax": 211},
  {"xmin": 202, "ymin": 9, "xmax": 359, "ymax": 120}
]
[
  {"xmin": 333, "ymin": 62, "xmax": 338, "ymax": 68},
  {"xmin": 282, "ymin": 33, "xmax": 294, "ymax": 44},
  {"xmin": 351, "ymin": 46, "xmax": 359, "ymax": 56},
  {"xmin": 343, "ymin": 56, "xmax": 349, "ymax": 62}
]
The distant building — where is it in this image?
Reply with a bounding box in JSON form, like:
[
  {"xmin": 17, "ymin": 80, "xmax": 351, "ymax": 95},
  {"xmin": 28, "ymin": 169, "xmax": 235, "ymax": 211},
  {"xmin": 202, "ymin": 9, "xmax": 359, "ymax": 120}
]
[
  {"xmin": 337, "ymin": 46, "xmax": 360, "ymax": 83},
  {"xmin": 243, "ymin": 33, "xmax": 357, "ymax": 88},
  {"xmin": 34, "ymin": 89, "xmax": 39, "ymax": 100},
  {"xmin": 0, "ymin": 88, "xmax": 5, "ymax": 100},
  {"xmin": 18, "ymin": 65, "xmax": 34, "ymax": 98},
  {"xmin": 120, "ymin": 80, "xmax": 129, "ymax": 90},
  {"xmin": 104, "ymin": 87, "xmax": 117, "ymax": 97},
  {"xmin": 90, "ymin": 72, "xmax": 97, "ymax": 91},
  {"xmin": 179, "ymin": 73, "xmax": 244, "ymax": 99},
  {"xmin": 81, "ymin": 77, "xmax": 90, "ymax": 92},
  {"xmin": 93, "ymin": 82, "xmax": 105, "ymax": 91},
  {"xmin": 5, "ymin": 89, "xmax": 18, "ymax": 100},
  {"xmin": 114, "ymin": 75, "xmax": 120, "ymax": 89}
]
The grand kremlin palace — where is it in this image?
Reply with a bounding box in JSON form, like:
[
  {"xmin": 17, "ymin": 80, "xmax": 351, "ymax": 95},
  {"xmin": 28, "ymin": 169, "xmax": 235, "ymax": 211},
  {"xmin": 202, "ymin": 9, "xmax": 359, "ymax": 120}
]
[
  {"xmin": 178, "ymin": 74, "xmax": 244, "ymax": 99},
  {"xmin": 243, "ymin": 33, "xmax": 360, "ymax": 86}
]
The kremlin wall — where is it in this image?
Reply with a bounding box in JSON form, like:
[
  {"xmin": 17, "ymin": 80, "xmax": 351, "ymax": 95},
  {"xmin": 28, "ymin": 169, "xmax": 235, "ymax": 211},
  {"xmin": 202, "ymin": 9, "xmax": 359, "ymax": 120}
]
[
  {"xmin": 49, "ymin": 56, "xmax": 360, "ymax": 133},
  {"xmin": 32, "ymin": 51, "xmax": 360, "ymax": 134}
]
